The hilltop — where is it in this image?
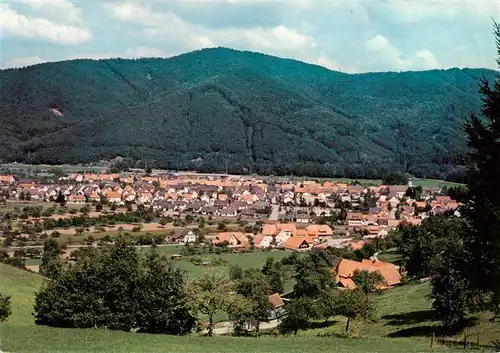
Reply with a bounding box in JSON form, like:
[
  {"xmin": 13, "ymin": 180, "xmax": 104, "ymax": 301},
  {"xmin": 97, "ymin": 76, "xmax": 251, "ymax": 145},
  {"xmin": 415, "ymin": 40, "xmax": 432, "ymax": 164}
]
[{"xmin": 0, "ymin": 48, "xmax": 496, "ymax": 180}]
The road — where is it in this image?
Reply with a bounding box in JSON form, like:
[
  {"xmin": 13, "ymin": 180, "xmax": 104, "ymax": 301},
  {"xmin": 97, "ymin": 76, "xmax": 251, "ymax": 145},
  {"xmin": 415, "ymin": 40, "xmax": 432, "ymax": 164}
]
[
  {"xmin": 210, "ymin": 320, "xmax": 280, "ymax": 335},
  {"xmin": 269, "ymin": 205, "xmax": 280, "ymax": 221}
]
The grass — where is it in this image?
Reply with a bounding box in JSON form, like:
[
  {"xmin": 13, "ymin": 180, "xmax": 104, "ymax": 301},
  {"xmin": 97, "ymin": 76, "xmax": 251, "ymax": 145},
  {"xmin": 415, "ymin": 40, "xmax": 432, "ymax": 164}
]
[
  {"xmin": 377, "ymin": 248, "xmax": 402, "ymax": 265},
  {"xmin": 0, "ymin": 263, "xmax": 468, "ymax": 353},
  {"xmin": 148, "ymin": 248, "xmax": 290, "ymax": 278},
  {"xmin": 412, "ymin": 178, "xmax": 463, "ymax": 188},
  {"xmin": 296, "ymin": 282, "xmax": 499, "ymax": 350}
]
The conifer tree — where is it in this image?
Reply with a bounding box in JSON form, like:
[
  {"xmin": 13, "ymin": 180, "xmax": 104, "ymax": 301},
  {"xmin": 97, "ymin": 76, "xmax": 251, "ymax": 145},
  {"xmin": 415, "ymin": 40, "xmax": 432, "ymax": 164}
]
[{"xmin": 462, "ymin": 21, "xmax": 500, "ymax": 316}]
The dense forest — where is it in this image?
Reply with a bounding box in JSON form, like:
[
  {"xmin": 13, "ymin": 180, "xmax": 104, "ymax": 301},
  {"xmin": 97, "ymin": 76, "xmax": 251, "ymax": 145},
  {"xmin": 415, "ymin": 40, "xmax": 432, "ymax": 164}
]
[{"xmin": 0, "ymin": 48, "xmax": 496, "ymax": 180}]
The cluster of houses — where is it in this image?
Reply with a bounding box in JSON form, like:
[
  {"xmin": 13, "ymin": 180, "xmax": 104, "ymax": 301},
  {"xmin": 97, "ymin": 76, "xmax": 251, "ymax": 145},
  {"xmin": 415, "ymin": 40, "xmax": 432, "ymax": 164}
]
[{"xmin": 1, "ymin": 172, "xmax": 461, "ymax": 251}]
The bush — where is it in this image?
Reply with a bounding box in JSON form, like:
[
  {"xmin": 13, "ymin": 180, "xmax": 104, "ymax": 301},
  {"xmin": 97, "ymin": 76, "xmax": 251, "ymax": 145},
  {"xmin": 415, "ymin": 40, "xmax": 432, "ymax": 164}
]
[
  {"xmin": 190, "ymin": 256, "xmax": 203, "ymax": 265},
  {"xmin": 0, "ymin": 292, "xmax": 12, "ymax": 322},
  {"xmin": 212, "ymin": 256, "xmax": 228, "ymax": 266}
]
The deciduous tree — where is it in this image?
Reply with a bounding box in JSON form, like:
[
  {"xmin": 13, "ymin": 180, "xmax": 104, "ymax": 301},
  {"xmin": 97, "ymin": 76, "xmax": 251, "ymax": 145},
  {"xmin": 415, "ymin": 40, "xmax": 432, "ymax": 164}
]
[
  {"xmin": 279, "ymin": 297, "xmax": 313, "ymax": 335},
  {"xmin": 352, "ymin": 270, "xmax": 386, "ymax": 295},
  {"xmin": 338, "ymin": 290, "xmax": 376, "ymax": 334},
  {"xmin": 192, "ymin": 270, "xmax": 233, "ymax": 336},
  {"xmin": 39, "ymin": 238, "xmax": 62, "ymax": 279}
]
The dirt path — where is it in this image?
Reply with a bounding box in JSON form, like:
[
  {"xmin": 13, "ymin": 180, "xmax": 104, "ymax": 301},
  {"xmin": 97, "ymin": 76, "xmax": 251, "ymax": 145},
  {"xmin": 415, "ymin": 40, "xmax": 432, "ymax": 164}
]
[{"xmin": 210, "ymin": 320, "xmax": 280, "ymax": 335}]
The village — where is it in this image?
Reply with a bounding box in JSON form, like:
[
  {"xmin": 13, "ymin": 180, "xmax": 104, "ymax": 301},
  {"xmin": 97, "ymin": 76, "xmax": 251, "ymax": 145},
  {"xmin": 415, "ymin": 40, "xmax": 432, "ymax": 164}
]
[{"xmin": 0, "ymin": 171, "xmax": 461, "ymax": 290}]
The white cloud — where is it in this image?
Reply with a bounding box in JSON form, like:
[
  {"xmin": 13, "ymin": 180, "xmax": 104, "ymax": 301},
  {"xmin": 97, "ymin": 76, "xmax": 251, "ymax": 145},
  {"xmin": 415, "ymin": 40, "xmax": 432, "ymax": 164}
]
[
  {"xmin": 105, "ymin": 2, "xmax": 165, "ymax": 25},
  {"xmin": 106, "ymin": 2, "xmax": 318, "ymax": 63},
  {"xmin": 9, "ymin": 55, "xmax": 46, "ymax": 68},
  {"xmin": 313, "ymin": 56, "xmax": 358, "ymax": 73},
  {"xmin": 1, "ymin": 4, "xmax": 91, "ymax": 45},
  {"xmin": 386, "ymin": 0, "xmax": 499, "ymax": 23},
  {"xmin": 23, "ymin": 0, "xmax": 83, "ymax": 24},
  {"xmin": 365, "ymin": 34, "xmax": 411, "ymax": 70},
  {"xmin": 415, "ymin": 49, "xmax": 439, "ymax": 69},
  {"xmin": 125, "ymin": 47, "xmax": 172, "ymax": 58}
]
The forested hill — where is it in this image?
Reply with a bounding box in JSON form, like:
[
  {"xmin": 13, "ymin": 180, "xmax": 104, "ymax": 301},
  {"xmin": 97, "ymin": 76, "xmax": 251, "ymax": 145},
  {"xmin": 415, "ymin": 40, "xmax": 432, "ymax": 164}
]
[{"xmin": 0, "ymin": 48, "xmax": 496, "ymax": 180}]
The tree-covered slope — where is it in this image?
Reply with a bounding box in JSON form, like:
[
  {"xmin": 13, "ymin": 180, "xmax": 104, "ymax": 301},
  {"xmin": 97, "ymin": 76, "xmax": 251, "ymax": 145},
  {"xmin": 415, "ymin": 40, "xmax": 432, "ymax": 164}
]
[{"xmin": 0, "ymin": 48, "xmax": 496, "ymax": 179}]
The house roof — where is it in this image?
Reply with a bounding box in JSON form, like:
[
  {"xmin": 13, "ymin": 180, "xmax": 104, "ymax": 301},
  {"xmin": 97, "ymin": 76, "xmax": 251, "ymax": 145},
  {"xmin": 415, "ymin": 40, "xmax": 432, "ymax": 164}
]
[
  {"xmin": 269, "ymin": 293, "xmax": 284, "ymax": 308},
  {"xmin": 306, "ymin": 224, "xmax": 333, "ymax": 236},
  {"xmin": 336, "ymin": 258, "xmax": 401, "ymax": 287},
  {"xmin": 105, "ymin": 191, "xmax": 121, "ymax": 199},
  {"xmin": 339, "ymin": 277, "xmax": 357, "ymax": 289},
  {"xmin": 261, "ymin": 224, "xmax": 277, "ymax": 235},
  {"xmin": 213, "ymin": 232, "xmax": 248, "ymax": 245},
  {"xmin": 284, "ymin": 236, "xmax": 314, "ymax": 250},
  {"xmin": 350, "ymin": 240, "xmax": 366, "ymax": 250}
]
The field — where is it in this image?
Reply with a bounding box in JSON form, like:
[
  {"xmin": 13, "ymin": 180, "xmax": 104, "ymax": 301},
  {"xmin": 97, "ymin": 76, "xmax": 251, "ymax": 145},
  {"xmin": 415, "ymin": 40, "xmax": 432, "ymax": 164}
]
[
  {"xmin": 161, "ymin": 250, "xmax": 291, "ymax": 278},
  {"xmin": 0, "ymin": 263, "xmax": 463, "ymax": 353}
]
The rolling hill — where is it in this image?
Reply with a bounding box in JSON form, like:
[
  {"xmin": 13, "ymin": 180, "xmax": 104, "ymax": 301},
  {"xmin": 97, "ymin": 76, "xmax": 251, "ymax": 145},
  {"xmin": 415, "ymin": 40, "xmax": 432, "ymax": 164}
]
[
  {"xmin": 0, "ymin": 48, "xmax": 496, "ymax": 180},
  {"xmin": 0, "ymin": 262, "xmax": 470, "ymax": 353}
]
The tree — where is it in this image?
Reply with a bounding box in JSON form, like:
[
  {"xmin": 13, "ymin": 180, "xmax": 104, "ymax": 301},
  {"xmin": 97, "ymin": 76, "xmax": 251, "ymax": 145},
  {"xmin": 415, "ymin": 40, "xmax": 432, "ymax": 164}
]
[
  {"xmin": 39, "ymin": 238, "xmax": 62, "ymax": 279},
  {"xmin": 382, "ymin": 172, "xmax": 408, "ymax": 185},
  {"xmin": 136, "ymin": 246, "xmax": 196, "ymax": 334},
  {"xmin": 460, "ymin": 21, "xmax": 500, "ymax": 317},
  {"xmin": 235, "ymin": 269, "xmax": 272, "ymax": 335},
  {"xmin": 192, "ymin": 270, "xmax": 233, "ymax": 336},
  {"xmin": 268, "ymin": 263, "xmax": 285, "ymax": 294},
  {"xmin": 0, "ymin": 292, "xmax": 12, "ymax": 322},
  {"xmin": 397, "ymin": 214, "xmax": 465, "ymax": 279},
  {"xmin": 314, "ymin": 289, "xmax": 342, "ymax": 325},
  {"xmin": 159, "ymin": 217, "xmax": 168, "ymax": 226},
  {"xmin": 110, "ymin": 203, "xmax": 117, "ymax": 211},
  {"xmin": 229, "ymin": 264, "xmax": 243, "ymax": 281},
  {"xmin": 430, "ymin": 239, "xmax": 470, "ymax": 333},
  {"xmin": 338, "ymin": 290, "xmax": 376, "ymax": 334},
  {"xmin": 261, "ymin": 257, "xmax": 275, "ymax": 275},
  {"xmin": 278, "ymin": 297, "xmax": 313, "ymax": 335},
  {"xmin": 226, "ymin": 293, "xmax": 253, "ymax": 335},
  {"xmin": 293, "ymin": 250, "xmax": 336, "ymax": 298},
  {"xmin": 217, "ymin": 222, "xmax": 227, "ymax": 231},
  {"xmin": 80, "ymin": 204, "xmax": 90, "ymax": 215},
  {"xmin": 55, "ymin": 191, "xmax": 65, "ymax": 204},
  {"xmin": 34, "ymin": 235, "xmax": 196, "ymax": 334},
  {"xmin": 428, "ymin": 24, "xmax": 500, "ymax": 329},
  {"xmin": 95, "ymin": 203, "xmax": 103, "ymax": 212},
  {"xmin": 352, "ymin": 270, "xmax": 386, "ymax": 295}
]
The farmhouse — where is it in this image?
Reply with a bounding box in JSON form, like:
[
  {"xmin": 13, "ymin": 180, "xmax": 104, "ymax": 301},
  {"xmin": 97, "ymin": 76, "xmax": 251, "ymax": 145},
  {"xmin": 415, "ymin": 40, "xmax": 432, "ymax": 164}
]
[
  {"xmin": 334, "ymin": 258, "xmax": 401, "ymax": 289},
  {"xmin": 172, "ymin": 230, "xmax": 197, "ymax": 244},
  {"xmin": 212, "ymin": 232, "xmax": 249, "ymax": 249}
]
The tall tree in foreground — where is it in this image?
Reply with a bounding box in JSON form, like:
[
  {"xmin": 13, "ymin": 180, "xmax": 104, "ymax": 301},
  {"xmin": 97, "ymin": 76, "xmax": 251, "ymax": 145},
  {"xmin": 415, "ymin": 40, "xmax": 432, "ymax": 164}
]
[
  {"xmin": 431, "ymin": 22, "xmax": 500, "ymax": 329},
  {"xmin": 462, "ymin": 21, "xmax": 500, "ymax": 317}
]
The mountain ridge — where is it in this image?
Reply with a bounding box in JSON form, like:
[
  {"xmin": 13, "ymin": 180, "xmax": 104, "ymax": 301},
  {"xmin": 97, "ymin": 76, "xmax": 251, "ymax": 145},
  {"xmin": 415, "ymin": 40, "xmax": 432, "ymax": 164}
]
[{"xmin": 0, "ymin": 47, "xmax": 497, "ymax": 180}]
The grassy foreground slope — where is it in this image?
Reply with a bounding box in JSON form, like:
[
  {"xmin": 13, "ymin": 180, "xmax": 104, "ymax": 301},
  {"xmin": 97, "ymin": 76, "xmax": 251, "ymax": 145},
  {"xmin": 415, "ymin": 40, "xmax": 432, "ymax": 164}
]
[{"xmin": 0, "ymin": 263, "xmax": 463, "ymax": 353}]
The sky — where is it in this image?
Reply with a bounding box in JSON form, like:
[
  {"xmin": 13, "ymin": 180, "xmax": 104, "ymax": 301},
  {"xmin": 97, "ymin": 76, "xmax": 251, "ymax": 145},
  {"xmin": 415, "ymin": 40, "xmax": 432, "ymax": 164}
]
[{"xmin": 1, "ymin": 0, "xmax": 499, "ymax": 73}]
